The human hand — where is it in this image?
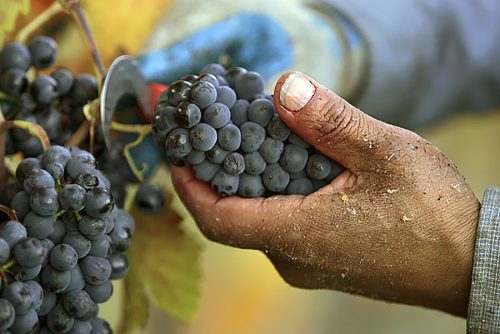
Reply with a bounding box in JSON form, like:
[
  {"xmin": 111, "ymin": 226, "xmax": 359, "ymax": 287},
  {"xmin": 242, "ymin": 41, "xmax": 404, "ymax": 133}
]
[{"xmin": 171, "ymin": 71, "xmax": 480, "ymax": 317}]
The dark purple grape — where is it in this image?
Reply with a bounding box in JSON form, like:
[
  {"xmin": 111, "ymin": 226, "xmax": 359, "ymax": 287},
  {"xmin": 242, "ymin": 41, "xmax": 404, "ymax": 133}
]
[
  {"xmin": 28, "ymin": 35, "xmax": 58, "ymax": 69},
  {"xmin": 0, "ymin": 42, "xmax": 31, "ymax": 71},
  {"xmin": 0, "ymin": 68, "xmax": 28, "ymax": 96}
]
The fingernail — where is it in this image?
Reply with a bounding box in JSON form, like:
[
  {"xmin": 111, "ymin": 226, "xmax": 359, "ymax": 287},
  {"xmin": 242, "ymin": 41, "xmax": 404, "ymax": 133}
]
[{"xmin": 279, "ymin": 72, "xmax": 315, "ymax": 112}]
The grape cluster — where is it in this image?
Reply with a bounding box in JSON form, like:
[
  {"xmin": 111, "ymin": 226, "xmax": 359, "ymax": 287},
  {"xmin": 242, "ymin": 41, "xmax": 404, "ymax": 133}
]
[
  {"xmin": 0, "ymin": 145, "xmax": 134, "ymax": 333},
  {"xmin": 0, "ymin": 37, "xmax": 98, "ymax": 158},
  {"xmin": 152, "ymin": 64, "xmax": 345, "ymax": 197}
]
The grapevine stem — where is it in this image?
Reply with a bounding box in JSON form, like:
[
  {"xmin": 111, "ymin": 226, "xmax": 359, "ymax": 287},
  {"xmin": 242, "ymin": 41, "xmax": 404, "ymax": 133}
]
[
  {"xmin": 16, "ymin": 1, "xmax": 63, "ymax": 44},
  {"xmin": 65, "ymin": 120, "xmax": 90, "ymax": 147},
  {"xmin": 68, "ymin": 2, "xmax": 106, "ymax": 83},
  {"xmin": 55, "ymin": 209, "xmax": 66, "ymax": 218},
  {"xmin": 0, "ymin": 118, "xmax": 50, "ymax": 151},
  {"xmin": 1, "ymin": 258, "xmax": 15, "ymax": 272}
]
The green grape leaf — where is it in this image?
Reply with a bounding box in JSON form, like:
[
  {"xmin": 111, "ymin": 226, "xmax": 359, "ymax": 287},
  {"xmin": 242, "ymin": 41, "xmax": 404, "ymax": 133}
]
[
  {"xmin": 118, "ymin": 265, "xmax": 150, "ymax": 334},
  {"xmin": 0, "ymin": 0, "xmax": 30, "ymax": 45},
  {"xmin": 126, "ymin": 175, "xmax": 203, "ymax": 324}
]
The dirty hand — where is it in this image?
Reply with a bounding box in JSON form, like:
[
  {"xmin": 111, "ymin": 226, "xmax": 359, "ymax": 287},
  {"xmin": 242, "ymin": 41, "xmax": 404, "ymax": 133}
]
[{"xmin": 171, "ymin": 71, "xmax": 480, "ymax": 317}]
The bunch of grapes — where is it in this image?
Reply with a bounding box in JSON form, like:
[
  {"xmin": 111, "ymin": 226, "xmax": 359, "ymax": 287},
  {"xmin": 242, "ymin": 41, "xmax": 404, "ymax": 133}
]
[
  {"xmin": 152, "ymin": 64, "xmax": 345, "ymax": 197},
  {"xmin": 0, "ymin": 37, "xmax": 98, "ymax": 158},
  {"xmin": 0, "ymin": 145, "xmax": 134, "ymax": 333}
]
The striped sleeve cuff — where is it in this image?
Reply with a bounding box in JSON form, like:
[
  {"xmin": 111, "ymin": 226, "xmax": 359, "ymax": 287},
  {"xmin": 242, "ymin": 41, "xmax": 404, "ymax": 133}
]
[{"xmin": 467, "ymin": 187, "xmax": 500, "ymax": 333}]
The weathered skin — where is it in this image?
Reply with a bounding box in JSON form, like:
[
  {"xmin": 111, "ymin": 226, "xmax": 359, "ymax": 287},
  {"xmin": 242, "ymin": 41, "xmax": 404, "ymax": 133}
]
[{"xmin": 171, "ymin": 71, "xmax": 480, "ymax": 317}]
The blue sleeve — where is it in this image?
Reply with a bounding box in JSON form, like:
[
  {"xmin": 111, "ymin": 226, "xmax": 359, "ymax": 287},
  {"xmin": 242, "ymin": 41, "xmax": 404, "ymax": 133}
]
[
  {"xmin": 467, "ymin": 187, "xmax": 500, "ymax": 333},
  {"xmin": 325, "ymin": 0, "xmax": 500, "ymax": 129}
]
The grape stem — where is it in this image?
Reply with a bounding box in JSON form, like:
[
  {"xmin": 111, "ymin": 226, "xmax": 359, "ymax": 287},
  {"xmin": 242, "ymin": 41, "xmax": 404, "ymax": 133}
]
[
  {"xmin": 0, "ymin": 119, "xmax": 50, "ymax": 151},
  {"xmin": 0, "ymin": 258, "xmax": 16, "ymax": 272},
  {"xmin": 0, "ymin": 205, "xmax": 19, "ymax": 221},
  {"xmin": 16, "ymin": 1, "xmax": 64, "ymax": 44},
  {"xmin": 55, "ymin": 209, "xmax": 66, "ymax": 218},
  {"xmin": 63, "ymin": 0, "xmax": 106, "ymax": 83},
  {"xmin": 0, "ymin": 112, "xmax": 7, "ymax": 188},
  {"xmin": 111, "ymin": 122, "xmax": 153, "ymax": 182}
]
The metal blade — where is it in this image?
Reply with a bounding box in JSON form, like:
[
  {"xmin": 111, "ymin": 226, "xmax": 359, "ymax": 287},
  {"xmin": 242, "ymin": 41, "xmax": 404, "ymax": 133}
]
[{"xmin": 100, "ymin": 55, "xmax": 150, "ymax": 150}]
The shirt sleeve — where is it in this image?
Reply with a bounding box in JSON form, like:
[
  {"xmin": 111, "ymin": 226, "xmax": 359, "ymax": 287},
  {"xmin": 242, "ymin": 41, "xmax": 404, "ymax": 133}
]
[
  {"xmin": 467, "ymin": 187, "xmax": 500, "ymax": 333},
  {"xmin": 325, "ymin": 0, "xmax": 500, "ymax": 129}
]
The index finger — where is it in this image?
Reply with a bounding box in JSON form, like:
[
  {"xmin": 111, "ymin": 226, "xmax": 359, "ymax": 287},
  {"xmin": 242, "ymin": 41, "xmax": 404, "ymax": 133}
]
[{"xmin": 170, "ymin": 166, "xmax": 306, "ymax": 250}]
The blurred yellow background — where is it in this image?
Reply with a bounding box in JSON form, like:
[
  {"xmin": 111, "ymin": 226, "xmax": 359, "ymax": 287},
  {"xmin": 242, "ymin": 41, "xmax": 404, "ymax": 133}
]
[{"xmin": 9, "ymin": 1, "xmax": 500, "ymax": 333}]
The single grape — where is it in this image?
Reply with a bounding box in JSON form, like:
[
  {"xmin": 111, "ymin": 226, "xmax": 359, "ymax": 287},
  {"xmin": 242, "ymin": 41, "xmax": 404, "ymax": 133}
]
[
  {"xmin": 287, "ymin": 178, "xmax": 314, "ymax": 195},
  {"xmin": 74, "ymin": 172, "xmax": 100, "ymax": 190},
  {"xmin": 203, "ymin": 103, "xmax": 231, "ymax": 128},
  {"xmin": 0, "ymin": 220, "xmax": 27, "ymax": 248},
  {"xmin": 234, "ymin": 71, "xmax": 264, "ymax": 100},
  {"xmin": 248, "ymin": 98, "xmax": 275, "ymax": 127},
  {"xmin": 239, "ymin": 122, "xmax": 266, "ymax": 153},
  {"xmin": 78, "ymin": 299, "xmax": 98, "ymax": 321},
  {"xmin": 70, "ymin": 73, "xmax": 98, "ymax": 105},
  {"xmin": 41, "ymin": 265, "xmax": 71, "ymax": 293},
  {"xmin": 259, "ymin": 138, "xmax": 284, "ymax": 164},
  {"xmin": 38, "ymin": 290, "xmax": 56, "ymax": 316},
  {"xmin": 62, "ymin": 231, "xmax": 91, "ymax": 259},
  {"xmin": 0, "ymin": 183, "xmax": 23, "ymax": 207},
  {"xmin": 47, "ymin": 303, "xmax": 74, "ymax": 333},
  {"xmin": 217, "ymin": 123, "xmax": 241, "ymax": 151},
  {"xmin": 108, "ymin": 225, "xmax": 131, "ymax": 253},
  {"xmin": 78, "ymin": 215, "xmax": 108, "ymax": 240},
  {"xmin": 84, "ymin": 188, "xmax": 114, "ymax": 219},
  {"xmin": 51, "ymin": 67, "xmax": 74, "ymax": 96},
  {"xmin": 14, "ymin": 237, "xmax": 47, "ymax": 267},
  {"xmin": 215, "ymin": 85, "xmax": 237, "ymax": 108},
  {"xmin": 80, "ymin": 256, "xmax": 112, "ymax": 286},
  {"xmin": 223, "ymin": 153, "xmax": 245, "ymax": 175},
  {"xmin": 185, "ymin": 149, "xmax": 205, "ymax": 165},
  {"xmin": 63, "ymin": 265, "xmax": 86, "ymax": 294},
  {"xmin": 63, "ymin": 290, "xmax": 95, "ymax": 318},
  {"xmin": 113, "ymin": 209, "xmax": 135, "ymax": 234},
  {"xmin": 305, "ymin": 153, "xmax": 332, "ymax": 180},
  {"xmin": 47, "ymin": 220, "xmax": 66, "ymax": 244},
  {"xmin": 267, "ymin": 115, "xmax": 291, "ymax": 141},
  {"xmin": 211, "ymin": 170, "xmax": 239, "ymax": 196},
  {"xmin": 198, "ymin": 73, "xmax": 219, "ymax": 88},
  {"xmin": 325, "ymin": 160, "xmax": 346, "ymax": 182},
  {"xmin": 180, "ymin": 74, "xmax": 199, "ymax": 83},
  {"xmin": 10, "ymin": 263, "xmax": 42, "ymax": 281},
  {"xmin": 165, "ymin": 128, "xmax": 192, "ymax": 158},
  {"xmin": 1, "ymin": 281, "xmax": 33, "ymax": 315},
  {"xmin": 230, "ymin": 99, "xmax": 249, "ymax": 126},
  {"xmin": 134, "ymin": 184, "xmax": 165, "ymax": 215},
  {"xmin": 28, "ymin": 35, "xmax": 57, "ymax": 69},
  {"xmin": 290, "ymin": 169, "xmax": 307, "ymax": 180},
  {"xmin": 0, "ymin": 68, "xmax": 28, "ymax": 96},
  {"xmin": 23, "ymin": 211, "xmax": 56, "ymax": 239},
  {"xmin": 152, "ymin": 105, "xmax": 179, "ymax": 139},
  {"xmin": 84, "ymin": 280, "xmax": 113, "ymax": 304},
  {"xmin": 49, "ymin": 244, "xmax": 78, "ymax": 272},
  {"xmin": 109, "ymin": 253, "xmax": 129, "ymax": 280},
  {"xmin": 9, "ymin": 308, "xmax": 38, "ymax": 334},
  {"xmin": 23, "ymin": 169, "xmax": 55, "ymax": 194},
  {"xmin": 189, "ymin": 123, "xmax": 217, "ymax": 151},
  {"xmin": 10, "ymin": 190, "xmax": 30, "ymax": 220},
  {"xmin": 89, "ymin": 317, "xmax": 112, "ymax": 334},
  {"xmin": 30, "ymin": 75, "xmax": 58, "ymax": 106},
  {"xmin": 0, "ymin": 42, "xmax": 31, "ymax": 71},
  {"xmin": 25, "ymin": 280, "xmax": 43, "ymax": 309},
  {"xmin": 262, "ymin": 164, "xmax": 290, "ymax": 192},
  {"xmin": 166, "ymin": 80, "xmax": 192, "ymax": 105},
  {"xmin": 238, "ymin": 173, "xmax": 265, "ymax": 198},
  {"xmin": 66, "ymin": 153, "xmax": 97, "ymax": 179},
  {"xmin": 42, "ymin": 145, "xmax": 72, "ymax": 167},
  {"xmin": 18, "ymin": 136, "xmax": 44, "ymax": 158},
  {"xmin": 206, "ymin": 144, "xmax": 230, "ymax": 164},
  {"xmin": 192, "ymin": 160, "xmax": 220, "ymax": 182},
  {"xmin": 189, "ymin": 80, "xmax": 217, "ymax": 109},
  {"xmin": 44, "ymin": 161, "xmax": 65, "ymax": 180},
  {"xmin": 174, "ymin": 101, "xmax": 201, "ymax": 128},
  {"xmin": 224, "ymin": 66, "xmax": 247, "ymax": 87},
  {"xmin": 59, "ymin": 184, "xmax": 87, "ymax": 212},
  {"xmin": 279, "ymin": 144, "xmax": 309, "ymax": 173},
  {"xmin": 200, "ymin": 63, "xmax": 226, "ymax": 76},
  {"xmin": 244, "ymin": 151, "xmax": 267, "ymax": 175},
  {"xmin": 0, "ymin": 298, "xmax": 15, "ymax": 331},
  {"xmin": 29, "ymin": 186, "xmax": 59, "ymax": 216},
  {"xmin": 89, "ymin": 235, "xmax": 112, "ymax": 258},
  {"xmin": 69, "ymin": 320, "xmax": 93, "ymax": 334}
]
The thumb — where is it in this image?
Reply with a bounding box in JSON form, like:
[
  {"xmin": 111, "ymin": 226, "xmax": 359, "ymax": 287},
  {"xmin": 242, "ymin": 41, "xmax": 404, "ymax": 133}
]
[{"xmin": 273, "ymin": 71, "xmax": 392, "ymax": 169}]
